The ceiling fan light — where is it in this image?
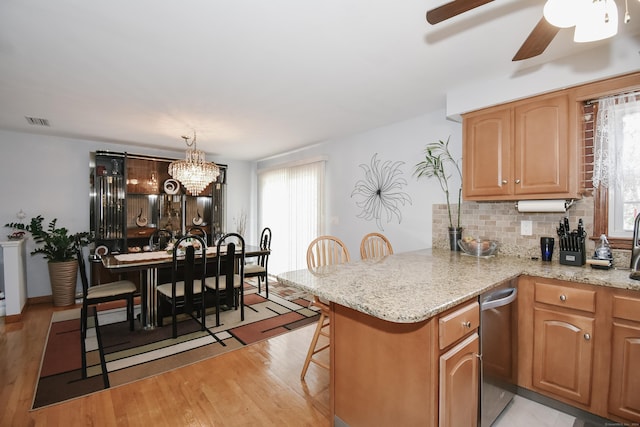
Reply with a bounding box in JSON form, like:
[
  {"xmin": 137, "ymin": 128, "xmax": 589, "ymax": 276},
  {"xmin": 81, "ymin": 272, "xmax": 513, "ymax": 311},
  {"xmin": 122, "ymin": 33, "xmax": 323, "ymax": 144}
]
[
  {"xmin": 544, "ymin": 0, "xmax": 579, "ymax": 27},
  {"xmin": 574, "ymin": 0, "xmax": 619, "ymax": 42}
]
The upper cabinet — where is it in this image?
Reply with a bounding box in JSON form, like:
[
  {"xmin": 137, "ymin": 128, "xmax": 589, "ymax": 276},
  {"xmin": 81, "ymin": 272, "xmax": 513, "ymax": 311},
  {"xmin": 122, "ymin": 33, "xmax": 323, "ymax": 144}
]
[{"xmin": 463, "ymin": 92, "xmax": 579, "ymax": 201}]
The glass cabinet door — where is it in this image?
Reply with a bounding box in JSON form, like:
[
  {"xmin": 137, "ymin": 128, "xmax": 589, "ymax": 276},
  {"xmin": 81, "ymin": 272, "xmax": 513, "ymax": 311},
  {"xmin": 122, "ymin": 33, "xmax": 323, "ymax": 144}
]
[{"xmin": 91, "ymin": 152, "xmax": 126, "ymax": 254}]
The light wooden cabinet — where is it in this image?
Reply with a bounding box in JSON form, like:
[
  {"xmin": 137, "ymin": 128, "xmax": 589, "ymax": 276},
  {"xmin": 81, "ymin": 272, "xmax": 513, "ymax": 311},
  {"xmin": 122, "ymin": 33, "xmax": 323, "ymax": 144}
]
[
  {"xmin": 532, "ymin": 307, "xmax": 594, "ymax": 405},
  {"xmin": 331, "ymin": 299, "xmax": 480, "ymax": 427},
  {"xmin": 438, "ymin": 301, "xmax": 480, "ymax": 427},
  {"xmin": 463, "ymin": 92, "xmax": 577, "ymax": 201},
  {"xmin": 524, "ymin": 278, "xmax": 596, "ymax": 407},
  {"xmin": 332, "ymin": 304, "xmax": 438, "ymax": 427},
  {"xmin": 439, "ymin": 333, "xmax": 480, "ymax": 427},
  {"xmin": 518, "ymin": 276, "xmax": 640, "ymax": 425},
  {"xmin": 609, "ymin": 293, "xmax": 640, "ymax": 422},
  {"xmin": 463, "ymin": 107, "xmax": 512, "ymax": 198}
]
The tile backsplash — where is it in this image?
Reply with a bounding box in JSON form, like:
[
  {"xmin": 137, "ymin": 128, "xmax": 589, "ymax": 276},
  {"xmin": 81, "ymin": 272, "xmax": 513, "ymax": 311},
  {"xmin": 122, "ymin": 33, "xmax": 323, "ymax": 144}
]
[{"xmin": 432, "ymin": 197, "xmax": 631, "ymax": 267}]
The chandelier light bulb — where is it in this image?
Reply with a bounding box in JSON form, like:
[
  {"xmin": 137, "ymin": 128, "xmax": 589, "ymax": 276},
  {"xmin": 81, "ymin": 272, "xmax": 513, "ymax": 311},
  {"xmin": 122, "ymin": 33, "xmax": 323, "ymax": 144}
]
[{"xmin": 168, "ymin": 132, "xmax": 220, "ymax": 196}]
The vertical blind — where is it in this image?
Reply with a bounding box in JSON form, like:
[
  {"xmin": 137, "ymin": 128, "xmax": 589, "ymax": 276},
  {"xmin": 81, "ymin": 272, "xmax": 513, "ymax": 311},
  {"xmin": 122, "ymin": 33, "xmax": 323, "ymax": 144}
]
[{"xmin": 258, "ymin": 160, "xmax": 325, "ymax": 274}]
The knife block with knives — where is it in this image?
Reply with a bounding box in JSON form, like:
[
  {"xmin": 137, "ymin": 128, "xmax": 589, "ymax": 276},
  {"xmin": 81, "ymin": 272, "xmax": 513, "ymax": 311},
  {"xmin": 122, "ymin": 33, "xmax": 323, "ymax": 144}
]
[{"xmin": 558, "ymin": 217, "xmax": 586, "ymax": 267}]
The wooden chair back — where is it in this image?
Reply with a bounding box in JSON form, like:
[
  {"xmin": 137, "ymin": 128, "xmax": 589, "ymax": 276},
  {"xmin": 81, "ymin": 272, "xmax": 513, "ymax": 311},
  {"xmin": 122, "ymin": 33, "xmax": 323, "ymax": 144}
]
[
  {"xmin": 360, "ymin": 232, "xmax": 393, "ymax": 259},
  {"xmin": 306, "ymin": 235, "xmax": 351, "ymax": 269}
]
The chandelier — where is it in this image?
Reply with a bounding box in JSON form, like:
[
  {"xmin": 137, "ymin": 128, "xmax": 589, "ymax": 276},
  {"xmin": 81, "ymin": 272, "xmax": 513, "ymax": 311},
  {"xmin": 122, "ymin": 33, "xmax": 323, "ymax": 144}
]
[
  {"xmin": 543, "ymin": 0, "xmax": 632, "ymax": 43},
  {"xmin": 168, "ymin": 132, "xmax": 220, "ymax": 196}
]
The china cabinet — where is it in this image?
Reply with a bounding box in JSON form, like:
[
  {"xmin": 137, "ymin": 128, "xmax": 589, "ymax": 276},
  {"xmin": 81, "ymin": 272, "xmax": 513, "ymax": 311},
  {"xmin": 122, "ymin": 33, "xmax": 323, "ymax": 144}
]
[{"xmin": 90, "ymin": 151, "xmax": 227, "ymax": 284}]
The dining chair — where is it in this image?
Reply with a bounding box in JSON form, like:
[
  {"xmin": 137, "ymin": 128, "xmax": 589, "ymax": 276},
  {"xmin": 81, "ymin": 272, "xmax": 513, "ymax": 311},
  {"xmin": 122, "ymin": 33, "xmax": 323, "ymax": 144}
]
[
  {"xmin": 187, "ymin": 226, "xmax": 208, "ymax": 246},
  {"xmin": 301, "ymin": 235, "xmax": 351, "ymax": 380},
  {"xmin": 244, "ymin": 227, "xmax": 271, "ymax": 297},
  {"xmin": 149, "ymin": 228, "xmax": 173, "ymax": 251},
  {"xmin": 156, "ymin": 234, "xmax": 208, "ymax": 338},
  {"xmin": 76, "ymin": 246, "xmax": 137, "ymax": 378},
  {"xmin": 205, "ymin": 233, "xmax": 246, "ymax": 327},
  {"xmin": 360, "ymin": 232, "xmax": 394, "ymax": 259}
]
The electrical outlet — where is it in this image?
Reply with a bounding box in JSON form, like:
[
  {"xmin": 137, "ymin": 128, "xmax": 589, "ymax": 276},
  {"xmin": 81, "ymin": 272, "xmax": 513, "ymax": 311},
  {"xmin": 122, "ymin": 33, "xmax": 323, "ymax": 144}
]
[{"xmin": 521, "ymin": 220, "xmax": 533, "ymax": 236}]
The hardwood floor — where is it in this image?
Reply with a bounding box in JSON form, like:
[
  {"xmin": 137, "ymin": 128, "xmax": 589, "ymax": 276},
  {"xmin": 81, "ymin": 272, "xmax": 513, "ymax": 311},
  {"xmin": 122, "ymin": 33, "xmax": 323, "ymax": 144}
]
[{"xmin": 0, "ymin": 302, "xmax": 331, "ymax": 426}]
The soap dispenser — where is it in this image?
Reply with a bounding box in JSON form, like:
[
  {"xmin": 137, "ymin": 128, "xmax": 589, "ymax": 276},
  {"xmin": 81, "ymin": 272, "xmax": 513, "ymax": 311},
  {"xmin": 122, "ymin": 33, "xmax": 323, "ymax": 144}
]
[{"xmin": 595, "ymin": 234, "xmax": 612, "ymax": 260}]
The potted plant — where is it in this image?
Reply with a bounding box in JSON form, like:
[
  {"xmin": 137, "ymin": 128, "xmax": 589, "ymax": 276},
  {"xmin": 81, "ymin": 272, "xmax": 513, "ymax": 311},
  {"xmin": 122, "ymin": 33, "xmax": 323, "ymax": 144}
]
[
  {"xmin": 5, "ymin": 215, "xmax": 92, "ymax": 306},
  {"xmin": 414, "ymin": 136, "xmax": 463, "ymax": 251}
]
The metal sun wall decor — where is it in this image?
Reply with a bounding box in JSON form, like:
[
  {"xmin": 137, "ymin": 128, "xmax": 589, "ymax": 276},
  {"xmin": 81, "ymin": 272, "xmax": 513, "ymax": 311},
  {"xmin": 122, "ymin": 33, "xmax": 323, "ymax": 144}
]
[{"xmin": 351, "ymin": 153, "xmax": 412, "ymax": 231}]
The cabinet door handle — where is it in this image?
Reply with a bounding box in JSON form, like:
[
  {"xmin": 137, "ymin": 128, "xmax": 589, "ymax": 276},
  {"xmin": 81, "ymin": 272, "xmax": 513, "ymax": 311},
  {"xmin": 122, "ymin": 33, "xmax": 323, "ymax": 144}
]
[
  {"xmin": 559, "ymin": 294, "xmax": 567, "ymax": 301},
  {"xmin": 501, "ymin": 180, "xmax": 508, "ymax": 185},
  {"xmin": 584, "ymin": 333, "xmax": 591, "ymax": 341},
  {"xmin": 515, "ymin": 179, "xmax": 521, "ymax": 184},
  {"xmin": 462, "ymin": 321, "xmax": 472, "ymax": 328}
]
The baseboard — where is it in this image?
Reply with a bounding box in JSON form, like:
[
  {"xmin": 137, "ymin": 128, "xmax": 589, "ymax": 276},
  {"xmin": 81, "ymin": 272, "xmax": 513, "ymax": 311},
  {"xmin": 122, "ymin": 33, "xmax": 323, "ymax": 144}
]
[
  {"xmin": 28, "ymin": 295, "xmax": 53, "ymax": 305},
  {"xmin": 4, "ymin": 312, "xmax": 23, "ymax": 323}
]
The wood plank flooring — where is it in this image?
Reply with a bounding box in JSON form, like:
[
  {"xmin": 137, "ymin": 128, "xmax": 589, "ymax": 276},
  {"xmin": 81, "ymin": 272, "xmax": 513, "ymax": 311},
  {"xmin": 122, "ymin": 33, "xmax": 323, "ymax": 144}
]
[{"xmin": 0, "ymin": 302, "xmax": 331, "ymax": 426}]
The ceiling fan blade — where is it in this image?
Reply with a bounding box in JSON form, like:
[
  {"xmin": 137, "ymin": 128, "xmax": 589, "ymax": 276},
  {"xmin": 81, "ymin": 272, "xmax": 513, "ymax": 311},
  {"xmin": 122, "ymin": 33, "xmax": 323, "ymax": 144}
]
[
  {"xmin": 512, "ymin": 18, "xmax": 561, "ymax": 61},
  {"xmin": 426, "ymin": 0, "xmax": 494, "ymax": 24}
]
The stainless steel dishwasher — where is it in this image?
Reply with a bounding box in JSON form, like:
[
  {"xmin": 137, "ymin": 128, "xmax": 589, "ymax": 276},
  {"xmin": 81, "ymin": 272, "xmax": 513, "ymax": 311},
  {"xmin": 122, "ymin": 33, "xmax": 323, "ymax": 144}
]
[{"xmin": 480, "ymin": 283, "xmax": 518, "ymax": 427}]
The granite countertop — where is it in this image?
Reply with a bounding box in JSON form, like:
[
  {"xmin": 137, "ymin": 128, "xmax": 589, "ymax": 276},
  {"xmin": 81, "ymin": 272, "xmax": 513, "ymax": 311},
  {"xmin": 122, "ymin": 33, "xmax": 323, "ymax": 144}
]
[{"xmin": 276, "ymin": 248, "xmax": 640, "ymax": 324}]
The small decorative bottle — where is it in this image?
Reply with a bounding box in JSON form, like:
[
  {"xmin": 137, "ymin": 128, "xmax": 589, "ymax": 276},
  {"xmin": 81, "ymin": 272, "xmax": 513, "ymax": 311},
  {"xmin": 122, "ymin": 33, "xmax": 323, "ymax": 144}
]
[{"xmin": 595, "ymin": 234, "xmax": 612, "ymax": 261}]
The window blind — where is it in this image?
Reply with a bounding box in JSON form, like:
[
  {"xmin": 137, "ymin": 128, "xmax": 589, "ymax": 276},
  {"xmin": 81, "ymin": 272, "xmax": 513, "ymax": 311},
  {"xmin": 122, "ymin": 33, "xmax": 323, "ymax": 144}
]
[{"xmin": 258, "ymin": 160, "xmax": 325, "ymax": 274}]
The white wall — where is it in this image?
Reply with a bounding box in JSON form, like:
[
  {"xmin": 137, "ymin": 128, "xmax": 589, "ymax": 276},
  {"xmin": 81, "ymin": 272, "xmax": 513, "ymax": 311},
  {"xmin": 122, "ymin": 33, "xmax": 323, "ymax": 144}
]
[
  {"xmin": 257, "ymin": 108, "xmax": 462, "ymax": 260},
  {"xmin": 0, "ymin": 129, "xmax": 253, "ymax": 299},
  {"xmin": 447, "ymin": 38, "xmax": 640, "ymax": 117}
]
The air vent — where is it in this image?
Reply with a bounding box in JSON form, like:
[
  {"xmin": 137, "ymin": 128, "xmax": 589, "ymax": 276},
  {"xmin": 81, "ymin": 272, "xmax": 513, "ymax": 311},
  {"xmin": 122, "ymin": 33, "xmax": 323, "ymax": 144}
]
[{"xmin": 25, "ymin": 116, "xmax": 50, "ymax": 126}]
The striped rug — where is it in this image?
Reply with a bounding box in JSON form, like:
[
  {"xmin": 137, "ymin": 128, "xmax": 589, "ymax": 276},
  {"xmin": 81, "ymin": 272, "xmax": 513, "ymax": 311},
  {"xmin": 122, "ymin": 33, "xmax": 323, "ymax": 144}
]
[{"xmin": 32, "ymin": 279, "xmax": 318, "ymax": 410}]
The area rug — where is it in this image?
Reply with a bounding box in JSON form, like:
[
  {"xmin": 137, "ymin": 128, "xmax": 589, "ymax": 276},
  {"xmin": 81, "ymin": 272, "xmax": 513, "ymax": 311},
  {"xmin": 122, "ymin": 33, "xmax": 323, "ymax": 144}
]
[{"xmin": 32, "ymin": 278, "xmax": 317, "ymax": 410}]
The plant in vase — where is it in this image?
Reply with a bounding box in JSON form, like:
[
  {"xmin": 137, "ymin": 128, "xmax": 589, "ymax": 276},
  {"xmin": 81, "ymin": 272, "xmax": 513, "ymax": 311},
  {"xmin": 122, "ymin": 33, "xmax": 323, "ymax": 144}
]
[
  {"xmin": 5, "ymin": 215, "xmax": 93, "ymax": 306},
  {"xmin": 413, "ymin": 136, "xmax": 463, "ymax": 251}
]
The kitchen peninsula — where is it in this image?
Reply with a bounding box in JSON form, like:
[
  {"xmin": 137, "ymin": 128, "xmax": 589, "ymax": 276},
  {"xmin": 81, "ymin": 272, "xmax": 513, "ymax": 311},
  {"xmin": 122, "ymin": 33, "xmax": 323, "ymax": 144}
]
[{"xmin": 277, "ymin": 249, "xmax": 640, "ymax": 427}]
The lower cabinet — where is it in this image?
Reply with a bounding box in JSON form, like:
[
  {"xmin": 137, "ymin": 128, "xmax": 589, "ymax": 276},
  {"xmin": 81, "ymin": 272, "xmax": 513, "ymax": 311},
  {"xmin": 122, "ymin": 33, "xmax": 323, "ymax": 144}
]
[
  {"xmin": 438, "ymin": 300, "xmax": 480, "ymax": 427},
  {"xmin": 532, "ymin": 307, "xmax": 594, "ymax": 405},
  {"xmin": 439, "ymin": 333, "xmax": 480, "ymax": 427},
  {"xmin": 519, "ymin": 276, "xmax": 640, "ymax": 425},
  {"xmin": 331, "ymin": 300, "xmax": 480, "ymax": 427},
  {"xmin": 609, "ymin": 293, "xmax": 640, "ymax": 422}
]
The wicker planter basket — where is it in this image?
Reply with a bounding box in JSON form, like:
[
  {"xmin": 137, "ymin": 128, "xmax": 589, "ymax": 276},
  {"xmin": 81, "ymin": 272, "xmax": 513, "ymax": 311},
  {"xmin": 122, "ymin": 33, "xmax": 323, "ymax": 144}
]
[{"xmin": 48, "ymin": 260, "xmax": 78, "ymax": 307}]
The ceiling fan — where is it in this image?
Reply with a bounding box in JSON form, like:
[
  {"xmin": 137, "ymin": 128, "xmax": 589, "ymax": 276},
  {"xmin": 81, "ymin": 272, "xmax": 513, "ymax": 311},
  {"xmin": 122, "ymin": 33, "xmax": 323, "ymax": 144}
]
[{"xmin": 426, "ymin": 0, "xmax": 628, "ymax": 61}]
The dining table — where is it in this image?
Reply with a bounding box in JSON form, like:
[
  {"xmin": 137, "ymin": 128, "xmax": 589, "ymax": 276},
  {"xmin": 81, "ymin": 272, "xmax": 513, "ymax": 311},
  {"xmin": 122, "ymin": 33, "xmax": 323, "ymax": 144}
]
[{"xmin": 100, "ymin": 244, "xmax": 268, "ymax": 329}]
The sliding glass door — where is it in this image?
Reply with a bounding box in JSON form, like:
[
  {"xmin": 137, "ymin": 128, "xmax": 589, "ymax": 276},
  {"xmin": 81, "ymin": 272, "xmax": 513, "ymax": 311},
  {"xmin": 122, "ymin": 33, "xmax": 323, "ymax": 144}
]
[{"xmin": 258, "ymin": 160, "xmax": 325, "ymax": 274}]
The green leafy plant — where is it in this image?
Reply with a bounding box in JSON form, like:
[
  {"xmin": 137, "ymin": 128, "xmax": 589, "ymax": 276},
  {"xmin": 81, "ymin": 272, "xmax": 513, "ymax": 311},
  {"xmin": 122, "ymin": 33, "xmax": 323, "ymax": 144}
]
[
  {"xmin": 413, "ymin": 136, "xmax": 463, "ymax": 229},
  {"xmin": 5, "ymin": 215, "xmax": 93, "ymax": 262}
]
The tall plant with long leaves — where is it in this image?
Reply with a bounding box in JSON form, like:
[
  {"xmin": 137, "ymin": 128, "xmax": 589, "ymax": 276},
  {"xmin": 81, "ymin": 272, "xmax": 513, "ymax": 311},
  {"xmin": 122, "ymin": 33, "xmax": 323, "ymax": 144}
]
[
  {"xmin": 413, "ymin": 137, "xmax": 463, "ymax": 229},
  {"xmin": 5, "ymin": 215, "xmax": 92, "ymax": 262}
]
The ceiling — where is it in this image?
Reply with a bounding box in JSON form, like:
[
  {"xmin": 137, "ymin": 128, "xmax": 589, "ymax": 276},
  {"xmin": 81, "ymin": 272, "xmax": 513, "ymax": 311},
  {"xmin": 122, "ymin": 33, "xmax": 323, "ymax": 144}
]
[{"xmin": 1, "ymin": 0, "xmax": 638, "ymax": 161}]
